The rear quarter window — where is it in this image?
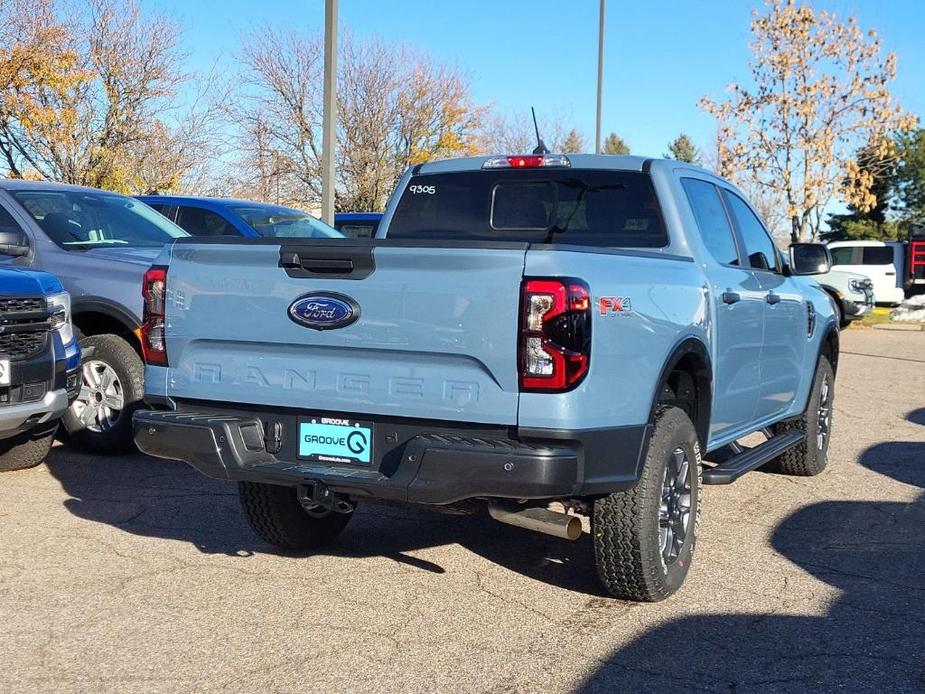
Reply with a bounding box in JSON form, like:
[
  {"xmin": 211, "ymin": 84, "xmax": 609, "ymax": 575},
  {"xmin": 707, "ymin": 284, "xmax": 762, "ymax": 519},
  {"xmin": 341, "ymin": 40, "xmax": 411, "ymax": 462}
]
[
  {"xmin": 862, "ymin": 247, "xmax": 894, "ymax": 265},
  {"xmin": 387, "ymin": 169, "xmax": 668, "ymax": 248}
]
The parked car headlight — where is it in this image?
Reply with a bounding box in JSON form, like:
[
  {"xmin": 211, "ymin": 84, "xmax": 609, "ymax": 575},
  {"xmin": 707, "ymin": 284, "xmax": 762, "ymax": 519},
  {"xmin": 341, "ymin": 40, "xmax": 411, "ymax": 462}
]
[
  {"xmin": 848, "ymin": 279, "xmax": 866, "ymax": 294},
  {"xmin": 47, "ymin": 291, "xmax": 74, "ymax": 344}
]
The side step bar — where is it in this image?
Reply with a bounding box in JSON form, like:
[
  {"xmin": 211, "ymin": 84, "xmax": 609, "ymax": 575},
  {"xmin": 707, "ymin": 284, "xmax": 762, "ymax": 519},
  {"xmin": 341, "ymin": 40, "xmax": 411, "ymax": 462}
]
[{"xmin": 702, "ymin": 431, "xmax": 806, "ymax": 485}]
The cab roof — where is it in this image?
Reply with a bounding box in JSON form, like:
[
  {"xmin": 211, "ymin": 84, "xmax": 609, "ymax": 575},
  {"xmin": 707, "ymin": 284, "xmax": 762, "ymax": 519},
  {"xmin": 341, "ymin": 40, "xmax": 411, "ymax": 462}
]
[{"xmin": 412, "ymin": 154, "xmax": 712, "ymax": 177}]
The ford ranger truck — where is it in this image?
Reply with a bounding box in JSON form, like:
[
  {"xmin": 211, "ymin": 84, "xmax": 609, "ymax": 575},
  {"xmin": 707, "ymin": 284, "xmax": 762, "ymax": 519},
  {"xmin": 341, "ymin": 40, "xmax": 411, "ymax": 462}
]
[
  {"xmin": 0, "ymin": 261, "xmax": 80, "ymax": 471},
  {"xmin": 133, "ymin": 154, "xmax": 840, "ymax": 602}
]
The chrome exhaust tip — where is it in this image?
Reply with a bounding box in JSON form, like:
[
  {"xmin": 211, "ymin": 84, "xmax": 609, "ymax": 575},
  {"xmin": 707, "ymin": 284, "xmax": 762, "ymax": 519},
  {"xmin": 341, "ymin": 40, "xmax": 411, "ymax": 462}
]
[{"xmin": 488, "ymin": 502, "xmax": 582, "ymax": 541}]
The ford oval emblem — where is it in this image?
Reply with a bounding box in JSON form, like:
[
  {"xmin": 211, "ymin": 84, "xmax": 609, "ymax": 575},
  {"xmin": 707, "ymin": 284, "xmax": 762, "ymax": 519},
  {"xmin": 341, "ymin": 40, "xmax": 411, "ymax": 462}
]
[{"xmin": 288, "ymin": 293, "xmax": 360, "ymax": 331}]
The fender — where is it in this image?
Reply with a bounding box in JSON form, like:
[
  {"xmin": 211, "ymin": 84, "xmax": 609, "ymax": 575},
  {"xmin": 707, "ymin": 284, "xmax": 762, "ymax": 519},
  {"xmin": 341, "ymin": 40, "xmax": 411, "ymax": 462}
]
[
  {"xmin": 71, "ymin": 297, "xmax": 141, "ymax": 332},
  {"xmin": 648, "ymin": 335, "xmax": 713, "ymax": 446}
]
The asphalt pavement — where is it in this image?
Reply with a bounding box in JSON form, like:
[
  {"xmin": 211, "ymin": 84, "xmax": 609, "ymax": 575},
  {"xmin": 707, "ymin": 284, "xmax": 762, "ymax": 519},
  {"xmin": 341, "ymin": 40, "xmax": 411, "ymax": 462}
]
[{"xmin": 1, "ymin": 329, "xmax": 923, "ymax": 693}]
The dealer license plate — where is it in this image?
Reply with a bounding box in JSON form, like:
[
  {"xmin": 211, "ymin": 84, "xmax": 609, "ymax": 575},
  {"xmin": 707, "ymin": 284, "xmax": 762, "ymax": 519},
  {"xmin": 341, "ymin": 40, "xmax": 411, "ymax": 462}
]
[{"xmin": 298, "ymin": 417, "xmax": 373, "ymax": 465}]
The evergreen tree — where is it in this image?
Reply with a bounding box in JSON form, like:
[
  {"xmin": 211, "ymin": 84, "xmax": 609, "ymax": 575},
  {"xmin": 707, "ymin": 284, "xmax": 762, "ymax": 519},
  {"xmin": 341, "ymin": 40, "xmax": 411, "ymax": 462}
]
[
  {"xmin": 559, "ymin": 128, "xmax": 584, "ymax": 153},
  {"xmin": 602, "ymin": 132, "xmax": 630, "ymax": 155},
  {"xmin": 664, "ymin": 133, "xmax": 701, "ymax": 164},
  {"xmin": 895, "ymin": 128, "xmax": 925, "ymax": 225}
]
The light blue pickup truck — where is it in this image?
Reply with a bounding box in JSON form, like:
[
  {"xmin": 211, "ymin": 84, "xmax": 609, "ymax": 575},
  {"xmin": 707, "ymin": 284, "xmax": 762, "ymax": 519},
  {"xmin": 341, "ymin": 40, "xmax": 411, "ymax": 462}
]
[{"xmin": 133, "ymin": 154, "xmax": 840, "ymax": 601}]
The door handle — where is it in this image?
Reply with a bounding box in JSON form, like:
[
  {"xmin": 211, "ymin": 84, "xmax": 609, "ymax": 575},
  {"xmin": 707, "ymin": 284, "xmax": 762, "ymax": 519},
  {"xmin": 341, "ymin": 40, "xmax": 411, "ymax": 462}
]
[
  {"xmin": 722, "ymin": 291, "xmax": 741, "ymax": 305},
  {"xmin": 766, "ymin": 292, "xmax": 781, "ymax": 305},
  {"xmin": 885, "ymin": 271, "xmax": 896, "ymax": 276}
]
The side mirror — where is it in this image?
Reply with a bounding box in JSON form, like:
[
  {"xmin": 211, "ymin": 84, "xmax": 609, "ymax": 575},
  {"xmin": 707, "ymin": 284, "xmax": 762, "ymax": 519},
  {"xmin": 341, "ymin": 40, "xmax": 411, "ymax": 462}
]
[
  {"xmin": 0, "ymin": 228, "xmax": 30, "ymax": 257},
  {"xmin": 789, "ymin": 243, "xmax": 831, "ymax": 276}
]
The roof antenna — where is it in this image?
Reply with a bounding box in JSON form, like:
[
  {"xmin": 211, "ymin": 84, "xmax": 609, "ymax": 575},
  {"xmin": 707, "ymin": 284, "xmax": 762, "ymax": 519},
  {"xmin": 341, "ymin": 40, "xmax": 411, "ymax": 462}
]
[{"xmin": 531, "ymin": 107, "xmax": 549, "ymax": 155}]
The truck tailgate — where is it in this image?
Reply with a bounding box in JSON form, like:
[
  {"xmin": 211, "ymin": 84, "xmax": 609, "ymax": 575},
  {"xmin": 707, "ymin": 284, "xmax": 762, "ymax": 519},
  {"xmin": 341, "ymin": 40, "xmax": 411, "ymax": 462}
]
[{"xmin": 164, "ymin": 241, "xmax": 526, "ymax": 424}]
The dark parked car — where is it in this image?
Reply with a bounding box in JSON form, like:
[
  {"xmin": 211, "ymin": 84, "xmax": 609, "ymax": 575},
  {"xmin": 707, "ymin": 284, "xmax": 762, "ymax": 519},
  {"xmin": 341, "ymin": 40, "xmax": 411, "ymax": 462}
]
[
  {"xmin": 138, "ymin": 196, "xmax": 343, "ymax": 239},
  {"xmin": 334, "ymin": 213, "xmax": 382, "ymax": 238}
]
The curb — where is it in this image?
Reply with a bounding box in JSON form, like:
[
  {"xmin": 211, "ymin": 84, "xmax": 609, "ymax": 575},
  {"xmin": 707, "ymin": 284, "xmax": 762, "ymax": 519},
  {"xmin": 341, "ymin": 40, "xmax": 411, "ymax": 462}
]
[{"xmin": 872, "ymin": 323, "xmax": 925, "ymax": 331}]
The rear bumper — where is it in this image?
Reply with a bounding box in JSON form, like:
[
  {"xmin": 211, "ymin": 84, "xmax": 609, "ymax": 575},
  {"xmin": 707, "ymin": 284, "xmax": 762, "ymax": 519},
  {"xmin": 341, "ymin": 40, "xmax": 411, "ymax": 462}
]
[{"xmin": 133, "ymin": 405, "xmax": 650, "ymax": 504}]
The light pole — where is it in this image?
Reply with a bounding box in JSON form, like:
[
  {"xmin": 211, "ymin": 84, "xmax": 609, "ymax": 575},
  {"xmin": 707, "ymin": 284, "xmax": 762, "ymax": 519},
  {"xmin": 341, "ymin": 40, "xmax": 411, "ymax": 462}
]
[
  {"xmin": 321, "ymin": 0, "xmax": 337, "ymax": 223},
  {"xmin": 595, "ymin": 0, "xmax": 605, "ymax": 154}
]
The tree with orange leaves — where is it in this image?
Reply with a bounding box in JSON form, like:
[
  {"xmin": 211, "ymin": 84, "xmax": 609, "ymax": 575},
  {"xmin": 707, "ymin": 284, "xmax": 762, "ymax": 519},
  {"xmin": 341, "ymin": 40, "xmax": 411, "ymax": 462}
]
[{"xmin": 700, "ymin": 0, "xmax": 916, "ymax": 242}]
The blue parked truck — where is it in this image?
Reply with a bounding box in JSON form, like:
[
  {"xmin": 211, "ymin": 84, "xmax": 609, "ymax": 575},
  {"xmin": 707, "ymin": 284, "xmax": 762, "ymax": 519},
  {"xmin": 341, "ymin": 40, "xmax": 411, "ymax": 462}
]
[
  {"xmin": 0, "ymin": 240, "xmax": 80, "ymax": 470},
  {"xmin": 133, "ymin": 154, "xmax": 839, "ymax": 601}
]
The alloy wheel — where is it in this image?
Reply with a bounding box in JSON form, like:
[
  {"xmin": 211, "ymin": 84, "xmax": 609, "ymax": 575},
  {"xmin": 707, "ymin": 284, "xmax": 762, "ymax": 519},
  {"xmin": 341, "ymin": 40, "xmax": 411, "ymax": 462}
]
[
  {"xmin": 817, "ymin": 375, "xmax": 831, "ymax": 450},
  {"xmin": 659, "ymin": 447, "xmax": 692, "ymax": 565},
  {"xmin": 71, "ymin": 359, "xmax": 125, "ymax": 433}
]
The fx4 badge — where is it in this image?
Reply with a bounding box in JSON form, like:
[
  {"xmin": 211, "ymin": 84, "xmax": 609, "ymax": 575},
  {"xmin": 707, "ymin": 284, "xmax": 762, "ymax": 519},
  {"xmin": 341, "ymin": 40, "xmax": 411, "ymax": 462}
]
[{"xmin": 599, "ymin": 296, "xmax": 633, "ymax": 315}]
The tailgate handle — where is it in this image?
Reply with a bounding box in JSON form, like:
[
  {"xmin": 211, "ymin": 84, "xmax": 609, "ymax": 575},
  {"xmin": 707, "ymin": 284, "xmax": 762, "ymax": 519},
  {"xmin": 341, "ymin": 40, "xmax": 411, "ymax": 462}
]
[
  {"xmin": 278, "ymin": 244, "xmax": 376, "ymax": 280},
  {"xmin": 280, "ymin": 253, "xmax": 355, "ymax": 274}
]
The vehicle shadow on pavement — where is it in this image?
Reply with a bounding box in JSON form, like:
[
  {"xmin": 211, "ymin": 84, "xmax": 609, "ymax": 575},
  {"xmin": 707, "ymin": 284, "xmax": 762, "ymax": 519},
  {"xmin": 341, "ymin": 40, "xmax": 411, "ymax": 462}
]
[
  {"xmin": 44, "ymin": 449, "xmax": 604, "ymax": 593},
  {"xmin": 45, "ymin": 450, "xmax": 267, "ymax": 556},
  {"xmin": 575, "ymin": 418, "xmax": 925, "ymax": 693}
]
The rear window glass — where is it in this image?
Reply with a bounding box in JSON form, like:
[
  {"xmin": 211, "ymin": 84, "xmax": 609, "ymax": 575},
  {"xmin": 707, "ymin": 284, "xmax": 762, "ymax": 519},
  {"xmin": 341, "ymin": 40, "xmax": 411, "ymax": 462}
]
[
  {"xmin": 387, "ymin": 169, "xmax": 667, "ymax": 247},
  {"xmin": 861, "ymin": 247, "xmax": 894, "ymax": 265}
]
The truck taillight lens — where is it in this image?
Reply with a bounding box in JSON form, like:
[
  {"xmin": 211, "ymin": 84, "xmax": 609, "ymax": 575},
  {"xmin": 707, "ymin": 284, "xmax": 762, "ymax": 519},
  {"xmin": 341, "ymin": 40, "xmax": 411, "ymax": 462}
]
[
  {"xmin": 519, "ymin": 278, "xmax": 591, "ymax": 392},
  {"xmin": 141, "ymin": 265, "xmax": 168, "ymax": 366}
]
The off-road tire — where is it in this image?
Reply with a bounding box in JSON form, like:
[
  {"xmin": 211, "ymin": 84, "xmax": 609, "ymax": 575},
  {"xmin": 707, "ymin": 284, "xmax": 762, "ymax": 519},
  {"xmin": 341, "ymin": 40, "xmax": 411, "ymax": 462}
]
[
  {"xmin": 771, "ymin": 356, "xmax": 834, "ymax": 476},
  {"xmin": 62, "ymin": 334, "xmax": 144, "ymax": 454},
  {"xmin": 0, "ymin": 426, "xmax": 56, "ymax": 472},
  {"xmin": 239, "ymin": 482, "xmax": 353, "ymax": 550},
  {"xmin": 592, "ymin": 406, "xmax": 702, "ymax": 602}
]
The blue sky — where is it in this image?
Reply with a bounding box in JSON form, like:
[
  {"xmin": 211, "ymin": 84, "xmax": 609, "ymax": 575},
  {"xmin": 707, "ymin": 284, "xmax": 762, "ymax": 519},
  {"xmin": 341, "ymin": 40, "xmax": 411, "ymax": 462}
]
[{"xmin": 157, "ymin": 0, "xmax": 924, "ymax": 158}]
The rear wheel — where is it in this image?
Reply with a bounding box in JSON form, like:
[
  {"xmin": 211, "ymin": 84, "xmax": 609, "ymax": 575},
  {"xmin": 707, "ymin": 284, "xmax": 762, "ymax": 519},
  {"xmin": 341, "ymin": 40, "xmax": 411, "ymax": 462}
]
[
  {"xmin": 239, "ymin": 482, "xmax": 353, "ymax": 550},
  {"xmin": 771, "ymin": 356, "xmax": 834, "ymax": 476},
  {"xmin": 592, "ymin": 407, "xmax": 702, "ymax": 602},
  {"xmin": 62, "ymin": 334, "xmax": 144, "ymax": 454},
  {"xmin": 0, "ymin": 427, "xmax": 56, "ymax": 472}
]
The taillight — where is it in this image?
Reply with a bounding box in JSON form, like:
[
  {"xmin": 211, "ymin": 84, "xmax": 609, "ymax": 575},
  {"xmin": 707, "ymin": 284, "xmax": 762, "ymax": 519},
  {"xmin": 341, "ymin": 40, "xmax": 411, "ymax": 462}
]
[
  {"xmin": 519, "ymin": 278, "xmax": 591, "ymax": 392},
  {"xmin": 141, "ymin": 265, "xmax": 168, "ymax": 365},
  {"xmin": 482, "ymin": 154, "xmax": 571, "ymax": 169}
]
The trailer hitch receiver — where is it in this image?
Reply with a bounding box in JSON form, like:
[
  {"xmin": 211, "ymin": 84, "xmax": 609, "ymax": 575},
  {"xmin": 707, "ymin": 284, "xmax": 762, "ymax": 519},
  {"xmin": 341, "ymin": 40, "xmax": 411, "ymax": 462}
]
[{"xmin": 297, "ymin": 482, "xmax": 355, "ymax": 517}]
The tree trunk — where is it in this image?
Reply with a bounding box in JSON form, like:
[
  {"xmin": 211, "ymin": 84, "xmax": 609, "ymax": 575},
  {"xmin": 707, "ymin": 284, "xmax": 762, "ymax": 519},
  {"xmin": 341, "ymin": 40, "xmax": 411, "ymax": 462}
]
[{"xmin": 790, "ymin": 216, "xmax": 801, "ymax": 244}]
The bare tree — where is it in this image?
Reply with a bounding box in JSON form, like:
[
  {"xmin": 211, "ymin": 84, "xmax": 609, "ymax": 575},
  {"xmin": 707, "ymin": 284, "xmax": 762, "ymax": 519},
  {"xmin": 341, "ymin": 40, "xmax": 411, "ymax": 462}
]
[
  {"xmin": 233, "ymin": 31, "xmax": 483, "ymax": 212},
  {"xmin": 127, "ymin": 65, "xmax": 228, "ymax": 194},
  {"xmin": 232, "ymin": 27, "xmax": 322, "ymax": 208},
  {"xmin": 479, "ymin": 108, "xmax": 574, "ymax": 154}
]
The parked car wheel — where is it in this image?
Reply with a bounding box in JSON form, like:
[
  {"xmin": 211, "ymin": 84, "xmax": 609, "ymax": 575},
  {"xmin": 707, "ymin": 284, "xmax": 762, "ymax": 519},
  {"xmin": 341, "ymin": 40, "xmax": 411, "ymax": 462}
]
[
  {"xmin": 770, "ymin": 355, "xmax": 834, "ymax": 476},
  {"xmin": 592, "ymin": 406, "xmax": 703, "ymax": 602},
  {"xmin": 0, "ymin": 426, "xmax": 56, "ymax": 472},
  {"xmin": 62, "ymin": 334, "xmax": 144, "ymax": 454},
  {"xmin": 239, "ymin": 482, "xmax": 353, "ymax": 550}
]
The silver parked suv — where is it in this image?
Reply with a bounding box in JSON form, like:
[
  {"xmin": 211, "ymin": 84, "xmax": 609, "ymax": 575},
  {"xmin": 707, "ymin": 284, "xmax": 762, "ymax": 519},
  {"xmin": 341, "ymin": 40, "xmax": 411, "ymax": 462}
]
[{"xmin": 0, "ymin": 180, "xmax": 187, "ymax": 452}]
